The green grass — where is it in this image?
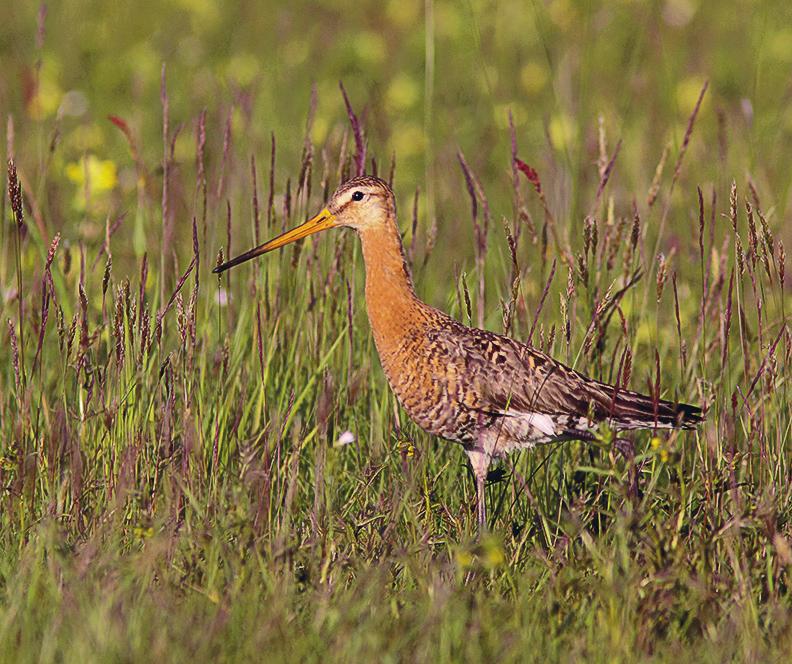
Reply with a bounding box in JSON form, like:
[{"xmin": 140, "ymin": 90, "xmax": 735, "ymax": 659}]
[{"xmin": 2, "ymin": 1, "xmax": 792, "ymax": 661}]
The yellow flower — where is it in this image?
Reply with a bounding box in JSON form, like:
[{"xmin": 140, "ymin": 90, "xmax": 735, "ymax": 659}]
[
  {"xmin": 454, "ymin": 549, "xmax": 474, "ymax": 569},
  {"xmin": 133, "ymin": 526, "xmax": 154, "ymax": 540},
  {"xmin": 66, "ymin": 155, "xmax": 118, "ymax": 192},
  {"xmin": 65, "ymin": 155, "xmax": 117, "ymax": 211},
  {"xmin": 481, "ymin": 537, "xmax": 506, "ymax": 569},
  {"xmin": 397, "ymin": 440, "xmax": 415, "ymax": 458},
  {"xmin": 651, "ymin": 436, "xmax": 671, "ymax": 463},
  {"xmin": 27, "ymin": 64, "xmax": 62, "ymax": 120}
]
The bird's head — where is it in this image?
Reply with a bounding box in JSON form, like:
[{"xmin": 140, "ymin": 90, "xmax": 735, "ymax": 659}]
[{"xmin": 213, "ymin": 175, "xmax": 394, "ymax": 274}]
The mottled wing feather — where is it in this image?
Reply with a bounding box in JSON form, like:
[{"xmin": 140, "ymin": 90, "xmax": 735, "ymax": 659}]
[{"xmin": 439, "ymin": 319, "xmax": 701, "ymax": 438}]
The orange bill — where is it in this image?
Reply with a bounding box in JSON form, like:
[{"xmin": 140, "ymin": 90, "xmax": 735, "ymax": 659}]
[{"xmin": 213, "ymin": 208, "xmax": 336, "ymax": 274}]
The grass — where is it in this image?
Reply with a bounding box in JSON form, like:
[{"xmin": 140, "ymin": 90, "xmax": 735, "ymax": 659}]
[{"xmin": 2, "ymin": 1, "xmax": 792, "ymax": 661}]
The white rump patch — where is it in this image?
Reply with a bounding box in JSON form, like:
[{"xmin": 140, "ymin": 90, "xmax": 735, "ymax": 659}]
[
  {"xmin": 503, "ymin": 411, "xmax": 556, "ymax": 437},
  {"xmin": 525, "ymin": 412, "xmax": 556, "ymax": 436}
]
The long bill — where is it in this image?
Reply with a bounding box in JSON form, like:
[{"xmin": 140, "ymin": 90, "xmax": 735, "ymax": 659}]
[{"xmin": 212, "ymin": 208, "xmax": 336, "ymax": 274}]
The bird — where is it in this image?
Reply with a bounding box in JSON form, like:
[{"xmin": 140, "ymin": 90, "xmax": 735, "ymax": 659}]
[{"xmin": 214, "ymin": 175, "xmax": 703, "ymax": 531}]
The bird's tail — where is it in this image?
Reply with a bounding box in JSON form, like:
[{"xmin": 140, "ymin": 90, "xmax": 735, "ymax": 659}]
[{"xmin": 606, "ymin": 386, "xmax": 703, "ymax": 430}]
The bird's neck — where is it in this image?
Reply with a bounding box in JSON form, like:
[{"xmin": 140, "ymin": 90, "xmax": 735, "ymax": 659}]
[{"xmin": 358, "ymin": 220, "xmax": 426, "ymax": 348}]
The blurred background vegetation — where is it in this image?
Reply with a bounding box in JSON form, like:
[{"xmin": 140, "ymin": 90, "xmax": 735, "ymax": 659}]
[
  {"xmin": 4, "ymin": 0, "xmax": 792, "ymax": 269},
  {"xmin": 3, "ymin": 1, "xmax": 792, "ymax": 661}
]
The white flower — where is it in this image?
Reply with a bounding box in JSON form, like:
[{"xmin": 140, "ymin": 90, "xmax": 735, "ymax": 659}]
[{"xmin": 334, "ymin": 431, "xmax": 355, "ymax": 447}]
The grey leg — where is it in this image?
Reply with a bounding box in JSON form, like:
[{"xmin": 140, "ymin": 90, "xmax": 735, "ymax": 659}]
[
  {"xmin": 476, "ymin": 471, "xmax": 487, "ymax": 532},
  {"xmin": 467, "ymin": 448, "xmax": 490, "ymax": 534}
]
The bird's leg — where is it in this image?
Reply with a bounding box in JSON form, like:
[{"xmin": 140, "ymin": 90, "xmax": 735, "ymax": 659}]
[
  {"xmin": 466, "ymin": 448, "xmax": 491, "ymax": 535},
  {"xmin": 476, "ymin": 472, "xmax": 487, "ymax": 532}
]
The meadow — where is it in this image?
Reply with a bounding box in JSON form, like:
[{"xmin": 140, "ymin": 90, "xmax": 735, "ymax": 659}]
[{"xmin": 2, "ymin": 0, "xmax": 792, "ymax": 661}]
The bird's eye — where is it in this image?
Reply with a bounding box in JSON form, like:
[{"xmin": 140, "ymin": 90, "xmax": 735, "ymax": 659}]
[{"xmin": 351, "ymin": 191, "xmax": 364, "ymax": 201}]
